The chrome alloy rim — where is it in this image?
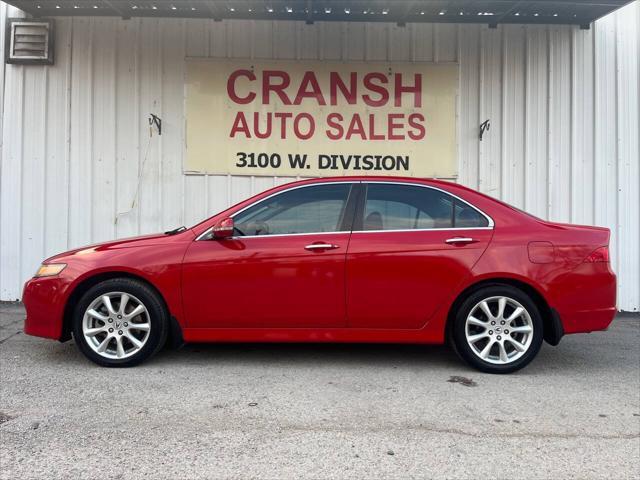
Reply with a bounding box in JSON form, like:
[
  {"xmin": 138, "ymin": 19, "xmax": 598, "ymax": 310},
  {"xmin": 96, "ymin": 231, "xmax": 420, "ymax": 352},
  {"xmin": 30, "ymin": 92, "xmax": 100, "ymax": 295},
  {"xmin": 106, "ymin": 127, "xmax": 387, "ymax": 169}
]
[
  {"xmin": 465, "ymin": 296, "xmax": 534, "ymax": 365},
  {"xmin": 82, "ymin": 292, "xmax": 151, "ymax": 360}
]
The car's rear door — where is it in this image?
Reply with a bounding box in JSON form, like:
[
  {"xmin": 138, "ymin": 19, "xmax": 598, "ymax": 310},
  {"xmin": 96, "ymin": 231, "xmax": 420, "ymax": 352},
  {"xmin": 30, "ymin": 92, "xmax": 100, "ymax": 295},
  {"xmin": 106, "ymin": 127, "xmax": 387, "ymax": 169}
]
[
  {"xmin": 346, "ymin": 182, "xmax": 493, "ymax": 329},
  {"xmin": 182, "ymin": 182, "xmax": 357, "ymax": 329}
]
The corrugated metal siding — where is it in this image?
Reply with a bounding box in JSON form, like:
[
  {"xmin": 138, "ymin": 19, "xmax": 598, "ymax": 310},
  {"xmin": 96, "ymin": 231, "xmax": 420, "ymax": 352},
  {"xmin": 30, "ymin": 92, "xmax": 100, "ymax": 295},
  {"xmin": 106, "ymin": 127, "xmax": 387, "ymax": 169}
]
[{"xmin": 0, "ymin": 1, "xmax": 638, "ymax": 311}]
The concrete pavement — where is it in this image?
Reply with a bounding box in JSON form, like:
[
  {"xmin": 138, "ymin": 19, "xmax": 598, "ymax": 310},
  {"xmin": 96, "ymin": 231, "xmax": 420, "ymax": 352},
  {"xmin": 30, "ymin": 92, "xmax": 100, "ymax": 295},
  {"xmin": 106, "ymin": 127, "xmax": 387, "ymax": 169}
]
[{"xmin": 1, "ymin": 302, "xmax": 638, "ymax": 479}]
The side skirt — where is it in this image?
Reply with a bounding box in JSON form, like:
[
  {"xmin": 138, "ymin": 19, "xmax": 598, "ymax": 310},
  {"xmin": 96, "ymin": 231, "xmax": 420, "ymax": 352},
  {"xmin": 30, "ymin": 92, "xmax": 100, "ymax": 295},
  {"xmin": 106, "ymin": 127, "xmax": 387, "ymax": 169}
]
[{"xmin": 182, "ymin": 327, "xmax": 445, "ymax": 345}]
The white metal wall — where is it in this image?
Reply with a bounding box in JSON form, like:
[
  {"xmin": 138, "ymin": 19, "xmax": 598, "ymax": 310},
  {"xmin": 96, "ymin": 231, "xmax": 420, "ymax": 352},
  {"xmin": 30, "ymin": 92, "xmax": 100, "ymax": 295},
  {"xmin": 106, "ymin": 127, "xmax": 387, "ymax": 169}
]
[{"xmin": 1, "ymin": 2, "xmax": 638, "ymax": 310}]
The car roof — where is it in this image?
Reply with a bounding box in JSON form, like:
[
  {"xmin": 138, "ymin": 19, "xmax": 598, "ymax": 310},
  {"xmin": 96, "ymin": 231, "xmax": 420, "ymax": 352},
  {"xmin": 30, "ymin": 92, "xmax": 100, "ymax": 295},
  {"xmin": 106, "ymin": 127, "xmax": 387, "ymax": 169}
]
[
  {"xmin": 279, "ymin": 176, "xmax": 539, "ymax": 225},
  {"xmin": 287, "ymin": 175, "xmax": 455, "ymax": 187},
  {"xmin": 285, "ymin": 175, "xmax": 489, "ymax": 197}
]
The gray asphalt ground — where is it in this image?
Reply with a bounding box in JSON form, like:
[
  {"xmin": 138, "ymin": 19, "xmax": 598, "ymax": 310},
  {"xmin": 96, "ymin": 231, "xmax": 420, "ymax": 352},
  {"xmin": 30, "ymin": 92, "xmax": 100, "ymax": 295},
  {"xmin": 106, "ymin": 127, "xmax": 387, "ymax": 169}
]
[{"xmin": 0, "ymin": 302, "xmax": 638, "ymax": 480}]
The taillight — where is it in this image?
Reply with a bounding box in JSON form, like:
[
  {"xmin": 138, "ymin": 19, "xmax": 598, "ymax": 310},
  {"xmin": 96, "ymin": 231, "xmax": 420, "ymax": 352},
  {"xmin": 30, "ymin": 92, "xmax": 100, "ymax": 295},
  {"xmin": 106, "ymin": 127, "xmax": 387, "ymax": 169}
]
[{"xmin": 584, "ymin": 246, "xmax": 610, "ymax": 263}]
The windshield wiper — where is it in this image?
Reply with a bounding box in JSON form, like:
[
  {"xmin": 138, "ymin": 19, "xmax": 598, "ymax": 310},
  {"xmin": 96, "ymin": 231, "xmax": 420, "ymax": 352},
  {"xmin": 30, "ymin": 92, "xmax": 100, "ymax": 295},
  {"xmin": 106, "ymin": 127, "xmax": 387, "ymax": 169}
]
[{"xmin": 164, "ymin": 226, "xmax": 187, "ymax": 235}]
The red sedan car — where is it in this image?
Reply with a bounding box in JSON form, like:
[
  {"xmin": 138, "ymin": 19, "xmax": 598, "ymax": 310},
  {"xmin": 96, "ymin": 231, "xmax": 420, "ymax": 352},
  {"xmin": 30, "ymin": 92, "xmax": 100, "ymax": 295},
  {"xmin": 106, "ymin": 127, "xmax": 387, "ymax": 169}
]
[{"xmin": 23, "ymin": 177, "xmax": 616, "ymax": 373}]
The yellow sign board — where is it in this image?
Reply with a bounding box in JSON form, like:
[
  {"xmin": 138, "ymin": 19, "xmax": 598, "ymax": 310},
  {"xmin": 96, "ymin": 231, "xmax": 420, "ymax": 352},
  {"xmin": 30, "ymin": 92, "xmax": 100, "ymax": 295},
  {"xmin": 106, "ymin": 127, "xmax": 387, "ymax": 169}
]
[{"xmin": 185, "ymin": 59, "xmax": 458, "ymax": 177}]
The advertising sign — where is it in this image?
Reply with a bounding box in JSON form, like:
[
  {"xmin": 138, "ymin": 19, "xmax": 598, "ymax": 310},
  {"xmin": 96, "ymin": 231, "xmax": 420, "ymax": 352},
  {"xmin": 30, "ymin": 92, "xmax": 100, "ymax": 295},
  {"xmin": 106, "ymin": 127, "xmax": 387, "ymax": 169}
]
[{"xmin": 185, "ymin": 59, "xmax": 457, "ymax": 177}]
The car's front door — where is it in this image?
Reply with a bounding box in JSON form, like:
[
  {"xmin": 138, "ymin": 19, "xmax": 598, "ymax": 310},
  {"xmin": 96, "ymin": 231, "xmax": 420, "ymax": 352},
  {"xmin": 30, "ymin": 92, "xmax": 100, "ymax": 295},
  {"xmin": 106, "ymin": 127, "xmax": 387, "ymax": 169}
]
[
  {"xmin": 346, "ymin": 182, "xmax": 494, "ymax": 329},
  {"xmin": 182, "ymin": 182, "xmax": 356, "ymax": 329}
]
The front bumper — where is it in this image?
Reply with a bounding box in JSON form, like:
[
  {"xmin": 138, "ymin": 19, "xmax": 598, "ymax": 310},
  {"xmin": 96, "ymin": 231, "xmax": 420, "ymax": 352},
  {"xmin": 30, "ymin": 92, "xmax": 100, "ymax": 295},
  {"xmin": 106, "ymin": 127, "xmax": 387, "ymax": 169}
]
[{"xmin": 23, "ymin": 276, "xmax": 69, "ymax": 340}]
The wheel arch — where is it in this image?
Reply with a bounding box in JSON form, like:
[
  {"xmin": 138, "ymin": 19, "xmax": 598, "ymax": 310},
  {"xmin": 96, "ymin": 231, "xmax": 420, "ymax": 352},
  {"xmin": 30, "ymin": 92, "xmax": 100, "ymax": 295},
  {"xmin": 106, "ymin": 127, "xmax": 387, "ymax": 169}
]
[
  {"xmin": 61, "ymin": 271, "xmax": 183, "ymax": 347},
  {"xmin": 445, "ymin": 277, "xmax": 561, "ymax": 346}
]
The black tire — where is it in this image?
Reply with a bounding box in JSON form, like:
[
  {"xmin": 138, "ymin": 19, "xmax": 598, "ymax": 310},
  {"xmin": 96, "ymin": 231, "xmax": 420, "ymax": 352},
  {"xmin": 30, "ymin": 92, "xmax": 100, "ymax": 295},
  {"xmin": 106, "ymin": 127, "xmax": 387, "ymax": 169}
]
[
  {"xmin": 72, "ymin": 278, "xmax": 169, "ymax": 367},
  {"xmin": 451, "ymin": 285, "xmax": 543, "ymax": 374}
]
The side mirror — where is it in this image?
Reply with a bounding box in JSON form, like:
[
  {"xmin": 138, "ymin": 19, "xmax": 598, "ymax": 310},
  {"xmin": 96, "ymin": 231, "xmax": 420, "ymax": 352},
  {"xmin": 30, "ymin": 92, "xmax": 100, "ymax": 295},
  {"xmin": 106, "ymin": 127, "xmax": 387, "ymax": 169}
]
[{"xmin": 212, "ymin": 217, "xmax": 235, "ymax": 239}]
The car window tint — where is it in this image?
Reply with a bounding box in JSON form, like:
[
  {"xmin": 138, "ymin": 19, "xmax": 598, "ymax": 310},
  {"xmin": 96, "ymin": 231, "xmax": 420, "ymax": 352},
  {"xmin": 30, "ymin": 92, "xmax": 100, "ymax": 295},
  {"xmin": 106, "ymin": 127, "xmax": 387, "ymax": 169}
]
[
  {"xmin": 362, "ymin": 184, "xmax": 454, "ymax": 231},
  {"xmin": 365, "ymin": 199, "xmax": 418, "ymax": 230},
  {"xmin": 234, "ymin": 184, "xmax": 351, "ymax": 236},
  {"xmin": 454, "ymin": 201, "xmax": 489, "ymax": 228}
]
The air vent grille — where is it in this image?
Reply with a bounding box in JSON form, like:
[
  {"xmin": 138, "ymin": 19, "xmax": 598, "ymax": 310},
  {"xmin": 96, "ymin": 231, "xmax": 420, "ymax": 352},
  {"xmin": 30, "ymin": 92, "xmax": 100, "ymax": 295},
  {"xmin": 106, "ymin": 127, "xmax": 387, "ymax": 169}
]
[{"xmin": 5, "ymin": 19, "xmax": 54, "ymax": 65}]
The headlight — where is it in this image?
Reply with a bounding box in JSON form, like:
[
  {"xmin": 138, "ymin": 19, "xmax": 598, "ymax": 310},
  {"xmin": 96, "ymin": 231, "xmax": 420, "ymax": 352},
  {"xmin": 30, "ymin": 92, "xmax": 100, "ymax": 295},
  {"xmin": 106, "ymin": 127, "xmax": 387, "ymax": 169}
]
[{"xmin": 34, "ymin": 263, "xmax": 67, "ymax": 278}]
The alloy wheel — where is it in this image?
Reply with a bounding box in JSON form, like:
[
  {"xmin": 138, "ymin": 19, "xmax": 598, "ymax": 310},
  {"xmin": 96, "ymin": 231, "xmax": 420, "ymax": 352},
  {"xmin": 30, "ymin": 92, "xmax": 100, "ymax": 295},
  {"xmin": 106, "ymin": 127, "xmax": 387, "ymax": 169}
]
[
  {"xmin": 464, "ymin": 296, "xmax": 534, "ymax": 365},
  {"xmin": 82, "ymin": 292, "xmax": 151, "ymax": 360}
]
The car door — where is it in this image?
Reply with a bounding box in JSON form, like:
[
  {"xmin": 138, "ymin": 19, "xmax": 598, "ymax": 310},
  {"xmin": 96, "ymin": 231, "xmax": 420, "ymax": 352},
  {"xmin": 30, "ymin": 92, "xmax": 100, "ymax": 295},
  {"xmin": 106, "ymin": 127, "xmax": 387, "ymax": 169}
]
[
  {"xmin": 181, "ymin": 182, "xmax": 357, "ymax": 329},
  {"xmin": 346, "ymin": 182, "xmax": 494, "ymax": 329}
]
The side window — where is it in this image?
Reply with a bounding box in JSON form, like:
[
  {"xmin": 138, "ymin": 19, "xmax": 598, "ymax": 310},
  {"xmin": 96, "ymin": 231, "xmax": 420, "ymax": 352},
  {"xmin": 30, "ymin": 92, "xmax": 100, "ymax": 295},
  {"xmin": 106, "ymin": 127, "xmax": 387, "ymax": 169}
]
[
  {"xmin": 364, "ymin": 199, "xmax": 418, "ymax": 230},
  {"xmin": 233, "ymin": 184, "xmax": 352, "ymax": 236},
  {"xmin": 454, "ymin": 201, "xmax": 489, "ymax": 228},
  {"xmin": 362, "ymin": 184, "xmax": 453, "ymax": 230},
  {"xmin": 360, "ymin": 184, "xmax": 488, "ymax": 231}
]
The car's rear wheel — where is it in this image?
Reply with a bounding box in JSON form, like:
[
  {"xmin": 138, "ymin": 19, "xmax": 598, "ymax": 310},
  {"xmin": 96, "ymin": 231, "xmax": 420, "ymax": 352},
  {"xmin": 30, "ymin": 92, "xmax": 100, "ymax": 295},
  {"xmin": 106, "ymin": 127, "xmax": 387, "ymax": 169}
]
[
  {"xmin": 451, "ymin": 285, "xmax": 543, "ymax": 374},
  {"xmin": 72, "ymin": 278, "xmax": 168, "ymax": 367}
]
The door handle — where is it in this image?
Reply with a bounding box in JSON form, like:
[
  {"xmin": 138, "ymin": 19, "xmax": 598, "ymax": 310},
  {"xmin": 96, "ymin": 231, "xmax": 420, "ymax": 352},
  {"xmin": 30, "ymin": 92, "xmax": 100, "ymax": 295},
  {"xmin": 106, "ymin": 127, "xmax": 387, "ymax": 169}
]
[
  {"xmin": 305, "ymin": 243, "xmax": 339, "ymax": 251},
  {"xmin": 445, "ymin": 237, "xmax": 475, "ymax": 245}
]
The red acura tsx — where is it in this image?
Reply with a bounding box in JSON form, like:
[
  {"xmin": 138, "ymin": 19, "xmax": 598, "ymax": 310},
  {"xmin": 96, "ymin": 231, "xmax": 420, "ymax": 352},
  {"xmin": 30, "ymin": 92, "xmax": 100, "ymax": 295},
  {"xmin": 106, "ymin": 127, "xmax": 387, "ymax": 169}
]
[{"xmin": 23, "ymin": 177, "xmax": 616, "ymax": 373}]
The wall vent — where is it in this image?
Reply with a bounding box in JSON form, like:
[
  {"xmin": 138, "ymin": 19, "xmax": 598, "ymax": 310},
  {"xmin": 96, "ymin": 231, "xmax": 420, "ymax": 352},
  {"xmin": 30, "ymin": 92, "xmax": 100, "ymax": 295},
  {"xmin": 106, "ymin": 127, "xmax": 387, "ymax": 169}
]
[{"xmin": 4, "ymin": 18, "xmax": 54, "ymax": 65}]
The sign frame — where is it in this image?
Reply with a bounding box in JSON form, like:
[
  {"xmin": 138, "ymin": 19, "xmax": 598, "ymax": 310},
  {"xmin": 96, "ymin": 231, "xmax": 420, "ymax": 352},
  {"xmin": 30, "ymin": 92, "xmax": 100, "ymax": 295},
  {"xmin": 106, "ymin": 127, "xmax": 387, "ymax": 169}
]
[{"xmin": 184, "ymin": 57, "xmax": 459, "ymax": 179}]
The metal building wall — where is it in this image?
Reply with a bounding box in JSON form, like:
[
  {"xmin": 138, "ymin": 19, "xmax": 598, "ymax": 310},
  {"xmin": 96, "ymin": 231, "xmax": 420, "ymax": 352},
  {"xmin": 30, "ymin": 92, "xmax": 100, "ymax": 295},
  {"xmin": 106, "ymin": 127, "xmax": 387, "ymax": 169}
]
[{"xmin": 1, "ymin": 1, "xmax": 638, "ymax": 310}]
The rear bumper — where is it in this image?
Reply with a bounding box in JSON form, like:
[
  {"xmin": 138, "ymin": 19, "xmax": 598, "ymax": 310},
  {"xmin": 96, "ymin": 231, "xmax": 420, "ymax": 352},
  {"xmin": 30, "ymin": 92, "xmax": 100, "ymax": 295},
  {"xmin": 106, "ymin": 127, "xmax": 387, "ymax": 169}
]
[
  {"xmin": 551, "ymin": 262, "xmax": 617, "ymax": 335},
  {"xmin": 560, "ymin": 306, "xmax": 617, "ymax": 334},
  {"xmin": 23, "ymin": 276, "xmax": 68, "ymax": 340}
]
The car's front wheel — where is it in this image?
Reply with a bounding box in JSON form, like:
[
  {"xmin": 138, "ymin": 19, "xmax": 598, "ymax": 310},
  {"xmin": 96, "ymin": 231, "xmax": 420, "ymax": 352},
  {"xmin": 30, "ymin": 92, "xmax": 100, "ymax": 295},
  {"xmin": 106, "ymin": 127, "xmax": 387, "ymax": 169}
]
[
  {"xmin": 451, "ymin": 285, "xmax": 543, "ymax": 374},
  {"xmin": 72, "ymin": 278, "xmax": 169, "ymax": 367}
]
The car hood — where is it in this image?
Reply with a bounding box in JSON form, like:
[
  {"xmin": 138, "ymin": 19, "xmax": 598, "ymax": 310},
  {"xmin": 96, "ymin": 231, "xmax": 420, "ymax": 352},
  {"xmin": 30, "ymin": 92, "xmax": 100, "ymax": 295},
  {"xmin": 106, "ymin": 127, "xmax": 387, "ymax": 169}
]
[{"xmin": 44, "ymin": 230, "xmax": 195, "ymax": 263}]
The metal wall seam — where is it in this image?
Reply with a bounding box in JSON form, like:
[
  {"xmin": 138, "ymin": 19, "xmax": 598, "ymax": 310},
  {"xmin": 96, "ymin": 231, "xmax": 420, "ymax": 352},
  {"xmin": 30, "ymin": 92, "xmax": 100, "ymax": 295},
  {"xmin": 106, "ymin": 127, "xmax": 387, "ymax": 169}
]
[
  {"xmin": 0, "ymin": 2, "xmax": 638, "ymax": 309},
  {"xmin": 615, "ymin": 7, "xmax": 640, "ymax": 309}
]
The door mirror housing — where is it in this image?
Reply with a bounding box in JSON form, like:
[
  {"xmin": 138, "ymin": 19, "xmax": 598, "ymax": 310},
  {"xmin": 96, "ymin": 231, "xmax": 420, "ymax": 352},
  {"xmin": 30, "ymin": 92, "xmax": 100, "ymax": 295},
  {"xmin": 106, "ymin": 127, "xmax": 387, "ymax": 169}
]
[{"xmin": 212, "ymin": 217, "xmax": 235, "ymax": 239}]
